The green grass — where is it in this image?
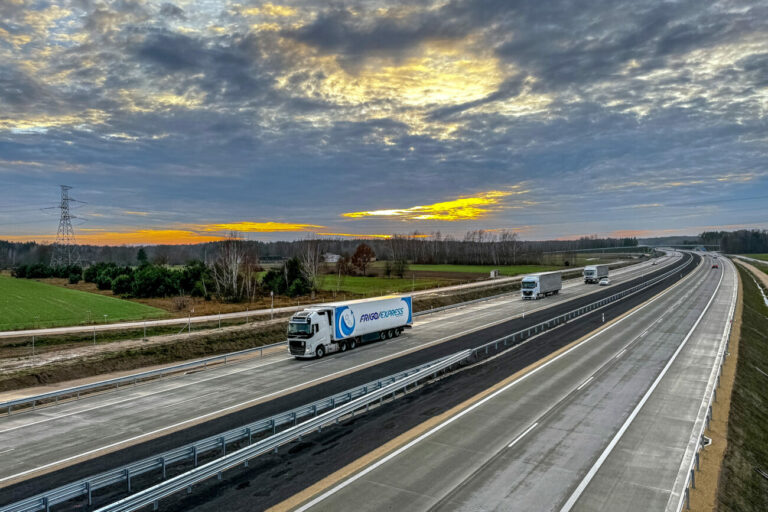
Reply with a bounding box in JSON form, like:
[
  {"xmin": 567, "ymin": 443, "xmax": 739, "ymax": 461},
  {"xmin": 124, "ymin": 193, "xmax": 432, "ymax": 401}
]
[
  {"xmin": 741, "ymin": 254, "xmax": 768, "ymax": 262},
  {"xmin": 316, "ymin": 275, "xmax": 451, "ymax": 295},
  {"xmin": 718, "ymin": 266, "xmax": 768, "ymax": 511},
  {"xmin": 0, "ymin": 275, "xmax": 167, "ymax": 331},
  {"xmin": 406, "ymin": 264, "xmax": 561, "ymax": 275}
]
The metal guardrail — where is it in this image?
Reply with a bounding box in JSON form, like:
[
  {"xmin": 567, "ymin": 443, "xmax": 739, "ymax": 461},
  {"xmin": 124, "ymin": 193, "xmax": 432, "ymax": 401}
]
[
  {"xmin": 94, "ymin": 349, "xmax": 472, "ymax": 512},
  {"xmin": 0, "ymin": 355, "xmax": 462, "ymax": 512},
  {"xmin": 0, "ymin": 254, "xmax": 693, "ymax": 512},
  {"xmin": 674, "ymin": 258, "xmax": 737, "ymax": 511},
  {"xmin": 1, "ymin": 258, "xmax": 665, "ymax": 416},
  {"xmin": 463, "ymin": 254, "xmax": 695, "ymax": 362},
  {"xmin": 92, "ymin": 257, "xmax": 692, "ymax": 512},
  {"xmin": 0, "ymin": 341, "xmax": 288, "ymax": 415}
]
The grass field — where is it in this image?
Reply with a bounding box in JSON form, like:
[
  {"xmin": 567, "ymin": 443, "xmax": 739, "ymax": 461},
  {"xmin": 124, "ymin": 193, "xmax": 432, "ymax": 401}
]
[
  {"xmin": 741, "ymin": 254, "xmax": 768, "ymax": 262},
  {"xmin": 406, "ymin": 264, "xmax": 561, "ymax": 276},
  {"xmin": 0, "ymin": 275, "xmax": 167, "ymax": 331},
  {"xmin": 316, "ymin": 275, "xmax": 451, "ymax": 295},
  {"xmin": 718, "ymin": 266, "xmax": 768, "ymax": 510}
]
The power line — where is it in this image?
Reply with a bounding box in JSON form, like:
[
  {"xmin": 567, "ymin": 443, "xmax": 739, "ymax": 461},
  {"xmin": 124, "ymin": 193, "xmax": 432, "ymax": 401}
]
[{"xmin": 50, "ymin": 185, "xmax": 82, "ymax": 267}]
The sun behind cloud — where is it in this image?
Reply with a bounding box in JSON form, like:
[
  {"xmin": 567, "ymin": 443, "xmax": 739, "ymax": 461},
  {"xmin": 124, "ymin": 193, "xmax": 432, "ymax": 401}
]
[{"xmin": 342, "ymin": 189, "xmax": 524, "ymax": 221}]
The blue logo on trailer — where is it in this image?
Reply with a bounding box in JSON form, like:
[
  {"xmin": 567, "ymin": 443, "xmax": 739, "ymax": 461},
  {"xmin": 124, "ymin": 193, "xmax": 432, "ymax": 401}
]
[
  {"xmin": 402, "ymin": 296, "xmax": 412, "ymax": 324},
  {"xmin": 335, "ymin": 306, "xmax": 356, "ymax": 338}
]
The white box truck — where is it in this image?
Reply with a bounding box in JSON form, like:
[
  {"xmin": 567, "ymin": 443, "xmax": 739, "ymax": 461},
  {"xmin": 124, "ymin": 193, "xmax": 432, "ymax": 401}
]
[
  {"xmin": 521, "ymin": 271, "xmax": 562, "ymax": 300},
  {"xmin": 583, "ymin": 264, "xmax": 609, "ymax": 284},
  {"xmin": 288, "ymin": 295, "xmax": 413, "ymax": 359}
]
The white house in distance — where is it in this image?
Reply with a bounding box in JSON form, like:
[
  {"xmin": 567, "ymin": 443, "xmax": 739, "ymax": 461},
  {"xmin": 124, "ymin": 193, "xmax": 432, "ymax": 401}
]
[{"xmin": 323, "ymin": 253, "xmax": 341, "ymax": 263}]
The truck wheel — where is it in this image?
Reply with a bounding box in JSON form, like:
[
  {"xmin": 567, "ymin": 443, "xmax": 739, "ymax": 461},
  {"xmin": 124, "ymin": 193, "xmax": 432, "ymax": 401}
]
[
  {"xmin": 387, "ymin": 329, "xmax": 394, "ymax": 339},
  {"xmin": 340, "ymin": 342, "xmax": 347, "ymax": 352},
  {"xmin": 316, "ymin": 346, "xmax": 325, "ymax": 358},
  {"xmin": 379, "ymin": 331, "xmax": 387, "ymax": 341},
  {"xmin": 348, "ymin": 338, "xmax": 357, "ymax": 350},
  {"xmin": 394, "ymin": 329, "xmax": 401, "ymax": 337}
]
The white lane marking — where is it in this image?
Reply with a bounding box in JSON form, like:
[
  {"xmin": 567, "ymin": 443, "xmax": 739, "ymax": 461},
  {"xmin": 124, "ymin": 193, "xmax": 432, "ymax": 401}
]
[
  {"xmin": 560, "ymin": 258, "xmax": 723, "ymax": 512},
  {"xmin": 0, "ymin": 256, "xmax": 685, "ymax": 483},
  {"xmin": 294, "ymin": 256, "xmax": 698, "ymax": 512},
  {"xmin": 576, "ymin": 377, "xmax": 594, "ymax": 391},
  {"xmin": 614, "ymin": 349, "xmax": 626, "ymax": 359},
  {"xmin": 0, "ymin": 448, "xmax": 14, "ymax": 454},
  {"xmin": 508, "ymin": 423, "xmax": 539, "ymax": 448},
  {"xmin": 0, "ymin": 262, "xmax": 661, "ymax": 437},
  {"xmin": 0, "ymin": 356, "xmax": 293, "ymax": 435}
]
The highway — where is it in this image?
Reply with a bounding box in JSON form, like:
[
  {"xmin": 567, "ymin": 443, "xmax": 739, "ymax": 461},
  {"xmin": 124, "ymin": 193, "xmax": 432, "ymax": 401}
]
[
  {"xmin": 0, "ymin": 255, "xmax": 675, "ymax": 502},
  {"xmin": 285, "ymin": 253, "xmax": 735, "ymax": 512},
  {"xmin": 0, "ymin": 262, "xmax": 603, "ymax": 339}
]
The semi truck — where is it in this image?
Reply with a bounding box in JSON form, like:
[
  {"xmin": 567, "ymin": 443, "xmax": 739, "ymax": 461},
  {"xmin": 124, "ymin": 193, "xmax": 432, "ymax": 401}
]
[
  {"xmin": 521, "ymin": 271, "xmax": 562, "ymax": 300},
  {"xmin": 583, "ymin": 264, "xmax": 609, "ymax": 284},
  {"xmin": 287, "ymin": 295, "xmax": 413, "ymax": 359}
]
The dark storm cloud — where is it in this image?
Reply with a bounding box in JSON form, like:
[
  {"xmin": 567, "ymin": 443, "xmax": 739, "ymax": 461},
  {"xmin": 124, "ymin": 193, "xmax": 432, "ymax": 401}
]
[
  {"xmin": 283, "ymin": 6, "xmax": 469, "ymax": 67},
  {"xmin": 159, "ymin": 3, "xmax": 185, "ymax": 20},
  {"xmin": 0, "ymin": 68, "xmax": 49, "ymax": 109}
]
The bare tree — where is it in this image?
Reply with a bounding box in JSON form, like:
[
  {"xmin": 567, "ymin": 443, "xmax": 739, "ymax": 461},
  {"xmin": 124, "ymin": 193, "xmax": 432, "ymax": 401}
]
[
  {"xmin": 299, "ymin": 235, "xmax": 323, "ymax": 298},
  {"xmin": 211, "ymin": 232, "xmax": 253, "ymax": 302},
  {"xmin": 351, "ymin": 243, "xmax": 375, "ymax": 275}
]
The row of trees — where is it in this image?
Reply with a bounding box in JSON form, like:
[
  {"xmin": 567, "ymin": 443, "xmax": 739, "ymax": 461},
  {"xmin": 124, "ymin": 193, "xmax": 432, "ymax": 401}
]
[
  {"xmin": 699, "ymin": 230, "xmax": 768, "ymax": 254},
  {"xmin": 0, "ymin": 233, "xmax": 639, "ymax": 268}
]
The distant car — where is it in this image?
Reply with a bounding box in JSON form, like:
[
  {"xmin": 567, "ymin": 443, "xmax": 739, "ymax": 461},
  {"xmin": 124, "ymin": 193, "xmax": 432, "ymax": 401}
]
[
  {"xmin": 652, "ymin": 260, "xmax": 658, "ymax": 265},
  {"xmin": 712, "ymin": 264, "xmax": 719, "ymax": 269},
  {"xmin": 599, "ymin": 278, "xmax": 611, "ymax": 286}
]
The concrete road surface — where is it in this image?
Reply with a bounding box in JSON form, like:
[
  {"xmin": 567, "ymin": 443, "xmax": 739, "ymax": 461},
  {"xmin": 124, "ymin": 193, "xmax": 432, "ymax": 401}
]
[{"xmin": 293, "ymin": 254, "xmax": 735, "ymax": 512}]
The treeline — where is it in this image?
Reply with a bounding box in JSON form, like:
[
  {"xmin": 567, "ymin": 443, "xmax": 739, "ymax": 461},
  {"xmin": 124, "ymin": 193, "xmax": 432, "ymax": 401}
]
[
  {"xmin": 0, "ymin": 233, "xmax": 638, "ymax": 268},
  {"xmin": 699, "ymin": 230, "xmax": 768, "ymax": 254}
]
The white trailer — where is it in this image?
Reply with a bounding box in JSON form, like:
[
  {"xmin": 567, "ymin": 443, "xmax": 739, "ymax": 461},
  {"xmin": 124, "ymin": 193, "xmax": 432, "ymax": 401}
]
[
  {"xmin": 583, "ymin": 264, "xmax": 609, "ymax": 284},
  {"xmin": 521, "ymin": 271, "xmax": 562, "ymax": 300},
  {"xmin": 288, "ymin": 295, "xmax": 413, "ymax": 359}
]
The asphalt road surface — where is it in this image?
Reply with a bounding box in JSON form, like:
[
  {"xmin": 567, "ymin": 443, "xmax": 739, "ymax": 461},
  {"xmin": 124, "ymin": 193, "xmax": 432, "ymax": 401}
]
[
  {"xmin": 287, "ymin": 254, "xmax": 733, "ymax": 512},
  {"xmin": 0, "ymin": 253, "xmax": 682, "ymax": 506}
]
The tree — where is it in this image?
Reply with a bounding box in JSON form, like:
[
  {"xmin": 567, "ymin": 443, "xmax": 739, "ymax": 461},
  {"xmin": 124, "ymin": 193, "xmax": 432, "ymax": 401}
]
[
  {"xmin": 137, "ymin": 248, "xmax": 148, "ymax": 266},
  {"xmin": 393, "ymin": 259, "xmax": 408, "ymax": 278},
  {"xmin": 95, "ymin": 272, "xmax": 113, "ymax": 290},
  {"xmin": 351, "ymin": 243, "xmax": 375, "ymax": 275},
  {"xmin": 298, "ymin": 236, "xmax": 323, "ymax": 297},
  {"xmin": 262, "ymin": 257, "xmax": 310, "ymax": 297},
  {"xmin": 112, "ymin": 274, "xmax": 132, "ymax": 295},
  {"xmin": 210, "ymin": 233, "xmax": 260, "ymax": 302},
  {"xmin": 383, "ymin": 260, "xmax": 393, "ymax": 278}
]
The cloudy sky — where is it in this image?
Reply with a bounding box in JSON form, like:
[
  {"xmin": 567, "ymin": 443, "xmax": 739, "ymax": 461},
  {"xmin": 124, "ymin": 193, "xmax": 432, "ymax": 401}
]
[{"xmin": 1, "ymin": 0, "xmax": 767, "ymax": 244}]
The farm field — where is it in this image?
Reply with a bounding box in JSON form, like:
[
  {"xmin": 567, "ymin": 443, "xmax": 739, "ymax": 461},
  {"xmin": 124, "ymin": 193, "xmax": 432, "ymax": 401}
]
[
  {"xmin": 316, "ymin": 274, "xmax": 453, "ymax": 295},
  {"xmin": 741, "ymin": 254, "xmax": 768, "ymax": 262},
  {"xmin": 406, "ymin": 264, "xmax": 560, "ymax": 276},
  {"xmin": 0, "ymin": 275, "xmax": 167, "ymax": 331}
]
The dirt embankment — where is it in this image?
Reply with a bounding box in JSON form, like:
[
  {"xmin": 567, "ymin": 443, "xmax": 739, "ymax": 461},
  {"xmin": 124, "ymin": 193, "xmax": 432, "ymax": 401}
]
[{"xmin": 713, "ymin": 265, "xmax": 768, "ymax": 511}]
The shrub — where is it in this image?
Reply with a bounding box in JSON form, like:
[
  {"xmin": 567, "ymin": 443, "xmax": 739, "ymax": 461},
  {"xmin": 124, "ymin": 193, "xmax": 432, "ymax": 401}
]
[
  {"xmin": 68, "ymin": 273, "xmax": 81, "ymax": 284},
  {"xmin": 287, "ymin": 278, "xmax": 311, "ymax": 297},
  {"xmin": 111, "ymin": 274, "xmax": 133, "ymax": 295},
  {"xmin": 95, "ymin": 272, "xmax": 113, "ymax": 290}
]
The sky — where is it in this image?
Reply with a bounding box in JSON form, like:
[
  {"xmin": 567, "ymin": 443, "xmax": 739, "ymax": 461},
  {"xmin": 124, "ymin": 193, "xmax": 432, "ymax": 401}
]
[{"xmin": 1, "ymin": 0, "xmax": 767, "ymax": 245}]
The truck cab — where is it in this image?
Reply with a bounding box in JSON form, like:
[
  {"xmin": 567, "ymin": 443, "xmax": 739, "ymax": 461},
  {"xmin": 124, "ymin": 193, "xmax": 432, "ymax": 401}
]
[
  {"xmin": 521, "ymin": 277, "xmax": 540, "ymax": 299},
  {"xmin": 288, "ymin": 309, "xmax": 336, "ymax": 358}
]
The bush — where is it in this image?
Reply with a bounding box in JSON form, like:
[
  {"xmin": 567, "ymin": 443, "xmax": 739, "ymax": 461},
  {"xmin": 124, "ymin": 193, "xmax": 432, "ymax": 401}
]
[
  {"xmin": 132, "ymin": 265, "xmax": 180, "ymax": 298},
  {"xmin": 95, "ymin": 272, "xmax": 113, "ymax": 290},
  {"xmin": 287, "ymin": 278, "xmax": 311, "ymax": 297},
  {"xmin": 111, "ymin": 274, "xmax": 133, "ymax": 295},
  {"xmin": 68, "ymin": 273, "xmax": 81, "ymax": 284}
]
